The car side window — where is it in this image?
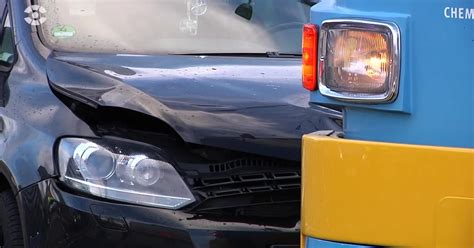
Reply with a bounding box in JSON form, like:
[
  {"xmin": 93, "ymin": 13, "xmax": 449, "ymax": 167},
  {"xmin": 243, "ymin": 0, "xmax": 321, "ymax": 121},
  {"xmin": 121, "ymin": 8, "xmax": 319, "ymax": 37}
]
[{"xmin": 0, "ymin": 13, "xmax": 15, "ymax": 68}]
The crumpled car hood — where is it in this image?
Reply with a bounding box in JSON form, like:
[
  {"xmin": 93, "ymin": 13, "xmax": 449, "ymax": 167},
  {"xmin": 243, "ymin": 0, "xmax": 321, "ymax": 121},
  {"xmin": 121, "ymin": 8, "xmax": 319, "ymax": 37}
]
[{"xmin": 47, "ymin": 52, "xmax": 341, "ymax": 161}]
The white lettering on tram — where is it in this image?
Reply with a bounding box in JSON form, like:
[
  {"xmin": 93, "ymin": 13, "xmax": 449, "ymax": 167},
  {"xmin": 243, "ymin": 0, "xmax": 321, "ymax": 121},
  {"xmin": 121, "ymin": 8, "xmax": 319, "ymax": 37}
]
[{"xmin": 444, "ymin": 7, "xmax": 474, "ymax": 20}]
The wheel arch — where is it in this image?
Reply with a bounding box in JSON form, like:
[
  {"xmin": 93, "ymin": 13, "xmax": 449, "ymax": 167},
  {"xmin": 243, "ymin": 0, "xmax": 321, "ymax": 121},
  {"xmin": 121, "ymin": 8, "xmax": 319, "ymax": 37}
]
[{"xmin": 0, "ymin": 161, "xmax": 19, "ymax": 194}]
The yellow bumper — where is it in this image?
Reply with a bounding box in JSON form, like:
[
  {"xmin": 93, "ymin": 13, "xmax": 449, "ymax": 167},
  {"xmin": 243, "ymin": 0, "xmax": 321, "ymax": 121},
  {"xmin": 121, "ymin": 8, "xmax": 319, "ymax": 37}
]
[{"xmin": 301, "ymin": 133, "xmax": 474, "ymax": 248}]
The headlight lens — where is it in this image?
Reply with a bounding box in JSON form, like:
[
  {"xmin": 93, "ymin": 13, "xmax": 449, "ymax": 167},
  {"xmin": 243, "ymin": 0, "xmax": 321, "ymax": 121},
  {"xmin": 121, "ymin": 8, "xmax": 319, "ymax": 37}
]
[
  {"xmin": 58, "ymin": 138, "xmax": 195, "ymax": 209},
  {"xmin": 319, "ymin": 20, "xmax": 400, "ymax": 102}
]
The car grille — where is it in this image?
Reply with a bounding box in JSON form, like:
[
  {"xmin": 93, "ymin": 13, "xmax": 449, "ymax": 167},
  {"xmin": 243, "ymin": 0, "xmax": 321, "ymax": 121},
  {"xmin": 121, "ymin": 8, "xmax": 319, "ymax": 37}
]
[{"xmin": 179, "ymin": 158, "xmax": 300, "ymax": 218}]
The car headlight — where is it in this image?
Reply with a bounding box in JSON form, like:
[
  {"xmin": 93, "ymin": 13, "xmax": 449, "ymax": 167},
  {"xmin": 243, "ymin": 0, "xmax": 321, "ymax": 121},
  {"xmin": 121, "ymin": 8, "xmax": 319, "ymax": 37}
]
[
  {"xmin": 57, "ymin": 138, "xmax": 195, "ymax": 209},
  {"xmin": 318, "ymin": 19, "xmax": 400, "ymax": 103}
]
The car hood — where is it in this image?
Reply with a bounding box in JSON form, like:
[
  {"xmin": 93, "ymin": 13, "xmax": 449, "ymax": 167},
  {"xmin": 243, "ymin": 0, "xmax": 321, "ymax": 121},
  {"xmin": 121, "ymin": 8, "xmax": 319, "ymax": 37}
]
[{"xmin": 46, "ymin": 53, "xmax": 341, "ymax": 161}]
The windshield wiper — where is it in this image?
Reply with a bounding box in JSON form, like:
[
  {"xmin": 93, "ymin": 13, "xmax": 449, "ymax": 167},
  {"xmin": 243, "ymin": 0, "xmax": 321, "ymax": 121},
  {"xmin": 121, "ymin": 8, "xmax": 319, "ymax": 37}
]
[
  {"xmin": 175, "ymin": 52, "xmax": 302, "ymax": 58},
  {"xmin": 265, "ymin": 52, "xmax": 301, "ymax": 58}
]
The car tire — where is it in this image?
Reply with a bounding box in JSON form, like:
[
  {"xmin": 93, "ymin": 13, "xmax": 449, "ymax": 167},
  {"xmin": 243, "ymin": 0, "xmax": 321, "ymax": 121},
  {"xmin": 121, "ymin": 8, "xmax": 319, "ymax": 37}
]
[{"xmin": 0, "ymin": 190, "xmax": 24, "ymax": 248}]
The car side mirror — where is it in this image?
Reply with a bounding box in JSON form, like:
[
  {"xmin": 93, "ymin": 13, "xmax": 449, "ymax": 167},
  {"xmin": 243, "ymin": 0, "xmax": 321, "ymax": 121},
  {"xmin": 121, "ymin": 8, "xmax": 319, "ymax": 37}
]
[{"xmin": 235, "ymin": 1, "xmax": 253, "ymax": 20}]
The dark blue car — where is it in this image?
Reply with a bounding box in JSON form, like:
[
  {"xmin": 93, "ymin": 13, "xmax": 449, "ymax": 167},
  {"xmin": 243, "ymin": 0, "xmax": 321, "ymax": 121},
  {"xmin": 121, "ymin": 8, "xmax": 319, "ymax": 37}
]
[{"xmin": 0, "ymin": 0, "xmax": 339, "ymax": 247}]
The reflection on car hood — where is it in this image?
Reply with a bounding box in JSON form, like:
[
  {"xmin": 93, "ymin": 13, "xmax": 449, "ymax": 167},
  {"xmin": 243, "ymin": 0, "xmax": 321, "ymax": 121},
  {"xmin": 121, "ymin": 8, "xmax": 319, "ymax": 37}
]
[{"xmin": 46, "ymin": 53, "xmax": 341, "ymax": 161}]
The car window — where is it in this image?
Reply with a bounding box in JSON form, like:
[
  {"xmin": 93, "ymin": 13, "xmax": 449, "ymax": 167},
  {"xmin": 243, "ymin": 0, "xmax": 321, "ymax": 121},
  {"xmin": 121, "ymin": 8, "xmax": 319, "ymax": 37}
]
[
  {"xmin": 0, "ymin": 12, "xmax": 14, "ymax": 67},
  {"xmin": 38, "ymin": 0, "xmax": 310, "ymax": 55}
]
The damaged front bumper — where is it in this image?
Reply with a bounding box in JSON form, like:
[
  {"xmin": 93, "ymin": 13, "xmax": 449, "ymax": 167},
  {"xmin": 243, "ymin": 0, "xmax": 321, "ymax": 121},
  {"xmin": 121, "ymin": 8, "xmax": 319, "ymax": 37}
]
[{"xmin": 17, "ymin": 179, "xmax": 299, "ymax": 248}]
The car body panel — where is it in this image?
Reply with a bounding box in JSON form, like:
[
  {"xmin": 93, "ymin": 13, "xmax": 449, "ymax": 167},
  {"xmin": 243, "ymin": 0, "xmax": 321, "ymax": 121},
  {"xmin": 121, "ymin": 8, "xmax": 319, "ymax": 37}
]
[
  {"xmin": 47, "ymin": 53, "xmax": 341, "ymax": 161},
  {"xmin": 0, "ymin": 0, "xmax": 342, "ymax": 247},
  {"xmin": 18, "ymin": 179, "xmax": 299, "ymax": 248}
]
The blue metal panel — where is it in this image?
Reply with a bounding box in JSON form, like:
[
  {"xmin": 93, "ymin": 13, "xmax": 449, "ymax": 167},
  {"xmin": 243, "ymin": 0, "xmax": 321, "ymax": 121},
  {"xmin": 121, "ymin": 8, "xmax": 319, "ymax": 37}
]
[
  {"xmin": 306, "ymin": 237, "xmax": 374, "ymax": 248},
  {"xmin": 310, "ymin": 0, "xmax": 474, "ymax": 149}
]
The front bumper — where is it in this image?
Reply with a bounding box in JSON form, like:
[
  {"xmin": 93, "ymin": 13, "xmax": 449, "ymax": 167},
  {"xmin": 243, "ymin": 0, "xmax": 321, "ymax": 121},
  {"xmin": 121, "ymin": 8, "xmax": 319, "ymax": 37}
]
[
  {"xmin": 301, "ymin": 133, "xmax": 474, "ymax": 248},
  {"xmin": 17, "ymin": 179, "xmax": 299, "ymax": 248}
]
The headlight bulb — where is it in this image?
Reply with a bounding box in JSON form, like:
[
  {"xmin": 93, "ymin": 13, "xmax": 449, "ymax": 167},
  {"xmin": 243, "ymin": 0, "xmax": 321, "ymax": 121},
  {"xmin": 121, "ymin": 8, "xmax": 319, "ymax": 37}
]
[
  {"xmin": 73, "ymin": 143, "xmax": 115, "ymax": 180},
  {"xmin": 134, "ymin": 158, "xmax": 163, "ymax": 186},
  {"xmin": 117, "ymin": 155, "xmax": 163, "ymax": 187}
]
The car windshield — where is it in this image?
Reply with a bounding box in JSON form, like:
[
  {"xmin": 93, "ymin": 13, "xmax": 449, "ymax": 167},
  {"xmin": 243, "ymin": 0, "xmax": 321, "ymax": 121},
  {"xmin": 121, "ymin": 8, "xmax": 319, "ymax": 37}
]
[{"xmin": 37, "ymin": 0, "xmax": 311, "ymax": 55}]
